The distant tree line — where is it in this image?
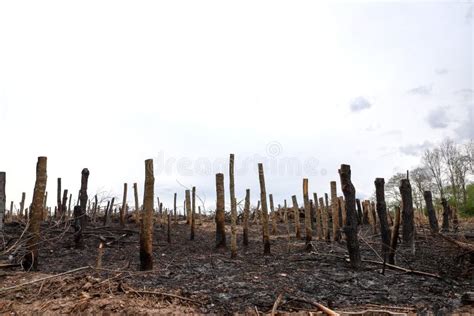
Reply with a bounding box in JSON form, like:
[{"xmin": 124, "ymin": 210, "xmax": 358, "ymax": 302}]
[{"xmin": 385, "ymin": 139, "xmax": 474, "ymax": 216}]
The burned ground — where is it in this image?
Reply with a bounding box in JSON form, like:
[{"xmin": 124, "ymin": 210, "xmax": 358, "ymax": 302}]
[{"xmin": 0, "ymin": 217, "xmax": 473, "ymax": 315}]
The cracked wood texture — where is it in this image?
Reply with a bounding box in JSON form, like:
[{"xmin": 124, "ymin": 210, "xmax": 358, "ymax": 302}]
[
  {"xmin": 338, "ymin": 164, "xmax": 361, "ymax": 269},
  {"xmin": 23, "ymin": 157, "xmax": 47, "ymax": 271},
  {"xmin": 140, "ymin": 159, "xmax": 154, "ymax": 270}
]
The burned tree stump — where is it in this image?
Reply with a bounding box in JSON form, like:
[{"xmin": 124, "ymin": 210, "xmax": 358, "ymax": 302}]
[
  {"xmin": 388, "ymin": 206, "xmax": 401, "ymax": 264},
  {"xmin": 424, "ymin": 191, "xmax": 439, "ymax": 233},
  {"xmin": 133, "ymin": 182, "xmax": 140, "ymax": 217},
  {"xmin": 374, "ymin": 178, "xmax": 391, "ymax": 262},
  {"xmin": 0, "ymin": 172, "xmax": 5, "ymax": 230},
  {"xmin": 313, "ymin": 193, "xmax": 322, "ymax": 239},
  {"xmin": 215, "ymin": 173, "xmax": 226, "ymax": 248},
  {"xmin": 330, "ymin": 181, "xmax": 340, "ymax": 242},
  {"xmin": 191, "ymin": 187, "xmax": 196, "ymax": 240},
  {"xmin": 185, "ymin": 190, "xmax": 192, "ymax": 240},
  {"xmin": 23, "ymin": 157, "xmax": 47, "ymax": 271},
  {"xmin": 356, "ymin": 198, "xmax": 363, "ymax": 225},
  {"xmin": 319, "ymin": 197, "xmax": 328, "ymax": 241},
  {"xmin": 140, "ymin": 159, "xmax": 154, "ymax": 270},
  {"xmin": 120, "ymin": 183, "xmax": 127, "ymax": 227},
  {"xmin": 270, "ymin": 194, "xmax": 277, "ymax": 235},
  {"xmin": 399, "ymin": 179, "xmax": 415, "ymax": 251},
  {"xmin": 441, "ymin": 198, "xmax": 450, "ymax": 232},
  {"xmin": 229, "ymin": 154, "xmax": 237, "ymax": 258},
  {"xmin": 167, "ymin": 209, "xmax": 171, "ymax": 243},
  {"xmin": 338, "ymin": 164, "xmax": 361, "ymax": 269},
  {"xmin": 243, "ymin": 189, "xmax": 250, "ymax": 246},
  {"xmin": 367, "ymin": 201, "xmax": 377, "ymax": 234},
  {"xmin": 68, "ymin": 193, "xmax": 72, "ymax": 218},
  {"xmin": 56, "ymin": 178, "xmax": 61, "ymax": 219},
  {"xmin": 303, "ymin": 179, "xmax": 312, "ymax": 251},
  {"xmin": 292, "ymin": 195, "xmax": 301, "ymax": 239},
  {"xmin": 258, "ymin": 163, "xmax": 271, "ymax": 255},
  {"xmin": 74, "ymin": 169, "xmax": 89, "ymax": 248},
  {"xmin": 173, "ymin": 192, "xmax": 177, "ymax": 224},
  {"xmin": 20, "ymin": 192, "xmax": 26, "ymax": 217},
  {"xmin": 61, "ymin": 189, "xmax": 68, "ymax": 221}
]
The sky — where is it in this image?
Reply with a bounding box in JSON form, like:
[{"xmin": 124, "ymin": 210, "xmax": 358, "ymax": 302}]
[{"xmin": 0, "ymin": 0, "xmax": 472, "ymax": 213}]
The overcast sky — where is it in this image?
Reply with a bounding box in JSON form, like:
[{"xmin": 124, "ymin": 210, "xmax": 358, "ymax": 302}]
[{"xmin": 0, "ymin": 1, "xmax": 472, "ymax": 212}]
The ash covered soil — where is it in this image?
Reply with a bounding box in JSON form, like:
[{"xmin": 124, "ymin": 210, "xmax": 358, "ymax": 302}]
[{"xmin": 0, "ymin": 217, "xmax": 473, "ymax": 315}]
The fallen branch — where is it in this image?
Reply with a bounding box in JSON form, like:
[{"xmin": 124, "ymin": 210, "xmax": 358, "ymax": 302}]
[
  {"xmin": 436, "ymin": 233, "xmax": 474, "ymax": 251},
  {"xmin": 129, "ymin": 288, "xmax": 204, "ymax": 305},
  {"xmin": 0, "ymin": 266, "xmax": 91, "ymax": 293},
  {"xmin": 271, "ymin": 293, "xmax": 283, "ymax": 316},
  {"xmin": 286, "ymin": 296, "xmax": 339, "ymax": 316},
  {"xmin": 360, "ymin": 259, "xmax": 441, "ymax": 279}
]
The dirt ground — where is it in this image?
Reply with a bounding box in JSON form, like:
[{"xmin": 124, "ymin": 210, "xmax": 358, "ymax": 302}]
[{"xmin": 0, "ymin": 216, "xmax": 473, "ymax": 315}]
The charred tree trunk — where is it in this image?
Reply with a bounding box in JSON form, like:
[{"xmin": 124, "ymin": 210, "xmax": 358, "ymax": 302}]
[
  {"xmin": 140, "ymin": 159, "xmax": 154, "ymax": 270},
  {"xmin": 74, "ymin": 169, "xmax": 89, "ymax": 248},
  {"xmin": 367, "ymin": 201, "xmax": 377, "ymax": 234},
  {"xmin": 399, "ymin": 179, "xmax": 415, "ymax": 251},
  {"xmin": 423, "ymin": 191, "xmax": 439, "ymax": 233},
  {"xmin": 319, "ymin": 197, "xmax": 328, "ymax": 241},
  {"xmin": 356, "ymin": 198, "xmax": 363, "ymax": 225},
  {"xmin": 330, "ymin": 181, "xmax": 340, "ymax": 242},
  {"xmin": 120, "ymin": 183, "xmax": 127, "ymax": 227},
  {"xmin": 20, "ymin": 192, "xmax": 26, "ymax": 218},
  {"xmin": 167, "ymin": 209, "xmax": 171, "ymax": 243},
  {"xmin": 23, "ymin": 157, "xmax": 47, "ymax": 271},
  {"xmin": 258, "ymin": 163, "xmax": 271, "ymax": 255},
  {"xmin": 292, "ymin": 195, "xmax": 301, "ymax": 239},
  {"xmin": 215, "ymin": 173, "xmax": 226, "ymax": 248},
  {"xmin": 324, "ymin": 193, "xmax": 330, "ymax": 240},
  {"xmin": 243, "ymin": 189, "xmax": 250, "ymax": 246},
  {"xmin": 374, "ymin": 178, "xmax": 391, "ymax": 262},
  {"xmin": 229, "ymin": 154, "xmax": 237, "ymax": 258},
  {"xmin": 303, "ymin": 178, "xmax": 312, "ymax": 250},
  {"xmin": 185, "ymin": 190, "xmax": 192, "ymax": 239},
  {"xmin": 388, "ymin": 206, "xmax": 401, "ymax": 264},
  {"xmin": 61, "ymin": 189, "xmax": 68, "ymax": 221},
  {"xmin": 92, "ymin": 194, "xmax": 98, "ymax": 222},
  {"xmin": 103, "ymin": 200, "xmax": 110, "ymax": 226},
  {"xmin": 191, "ymin": 187, "xmax": 196, "ymax": 240},
  {"xmin": 338, "ymin": 164, "xmax": 361, "ymax": 269},
  {"xmin": 269, "ymin": 194, "xmax": 277, "ymax": 235},
  {"xmin": 9, "ymin": 200, "xmax": 14, "ymax": 222},
  {"xmin": 0, "ymin": 172, "xmax": 5, "ymax": 230},
  {"xmin": 339, "ymin": 197, "xmax": 346, "ymax": 226},
  {"xmin": 67, "ymin": 193, "xmax": 72, "ymax": 219},
  {"xmin": 57, "ymin": 178, "xmax": 61, "ymax": 219},
  {"xmin": 441, "ymin": 198, "xmax": 450, "ymax": 232},
  {"xmin": 172, "ymin": 193, "xmax": 177, "ymax": 224},
  {"xmin": 314, "ymin": 193, "xmax": 323, "ymax": 240}
]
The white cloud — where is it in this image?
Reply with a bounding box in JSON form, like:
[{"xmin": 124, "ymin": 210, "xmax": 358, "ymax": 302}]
[
  {"xmin": 350, "ymin": 97, "xmax": 372, "ymax": 112},
  {"xmin": 426, "ymin": 107, "xmax": 450, "ymax": 129}
]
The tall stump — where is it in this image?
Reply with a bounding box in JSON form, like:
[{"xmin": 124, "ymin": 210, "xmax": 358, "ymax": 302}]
[
  {"xmin": 399, "ymin": 179, "xmax": 415, "ymax": 252},
  {"xmin": 338, "ymin": 164, "xmax": 361, "ymax": 269},
  {"xmin": 423, "ymin": 191, "xmax": 439, "ymax": 233},
  {"xmin": 258, "ymin": 163, "xmax": 271, "ymax": 255},
  {"xmin": 140, "ymin": 159, "xmax": 155, "ymax": 270},
  {"xmin": 374, "ymin": 178, "xmax": 391, "ymax": 262},
  {"xmin": 23, "ymin": 157, "xmax": 47, "ymax": 271},
  {"xmin": 303, "ymin": 179, "xmax": 312, "ymax": 250},
  {"xmin": 215, "ymin": 173, "xmax": 226, "ymax": 248}
]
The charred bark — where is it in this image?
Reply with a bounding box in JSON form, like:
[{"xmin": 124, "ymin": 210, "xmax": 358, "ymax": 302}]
[
  {"xmin": 23, "ymin": 157, "xmax": 47, "ymax": 271},
  {"xmin": 338, "ymin": 164, "xmax": 361, "ymax": 269},
  {"xmin": 140, "ymin": 159, "xmax": 154, "ymax": 270},
  {"xmin": 215, "ymin": 173, "xmax": 226, "ymax": 248}
]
